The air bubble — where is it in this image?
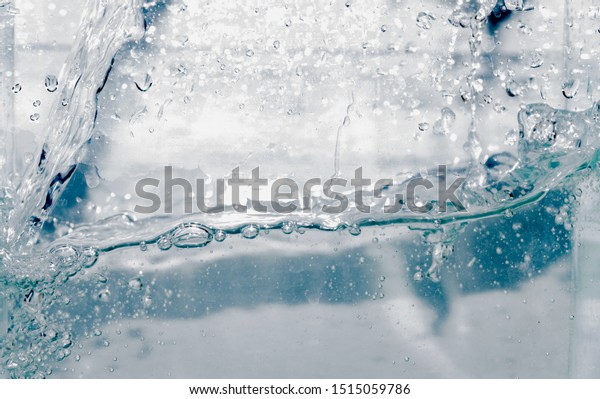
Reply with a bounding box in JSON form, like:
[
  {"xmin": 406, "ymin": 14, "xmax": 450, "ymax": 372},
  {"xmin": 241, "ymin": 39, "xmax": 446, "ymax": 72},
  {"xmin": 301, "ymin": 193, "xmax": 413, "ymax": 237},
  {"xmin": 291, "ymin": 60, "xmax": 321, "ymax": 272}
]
[
  {"xmin": 128, "ymin": 277, "xmax": 143, "ymax": 291},
  {"xmin": 157, "ymin": 236, "xmax": 172, "ymax": 250},
  {"xmin": 45, "ymin": 74, "xmax": 59, "ymax": 92},
  {"xmin": 11, "ymin": 83, "xmax": 21, "ymax": 93},
  {"xmin": 97, "ymin": 289, "xmax": 111, "ymax": 302},
  {"xmin": 348, "ymin": 224, "xmax": 361, "ymax": 236},
  {"xmin": 530, "ymin": 50, "xmax": 544, "ymax": 68},
  {"xmin": 81, "ymin": 247, "xmax": 99, "ymax": 268},
  {"xmin": 49, "ymin": 245, "xmax": 79, "ymax": 266},
  {"xmin": 281, "ymin": 221, "xmax": 296, "ymax": 234},
  {"xmin": 135, "ymin": 73, "xmax": 153, "ymax": 92},
  {"xmin": 562, "ymin": 79, "xmax": 580, "ymax": 99},
  {"xmin": 171, "ymin": 223, "xmax": 212, "ymax": 248},
  {"xmin": 33, "ymin": 100, "xmax": 41, "ymax": 107},
  {"xmin": 241, "ymin": 224, "xmax": 259, "ymax": 239},
  {"xmin": 29, "ymin": 113, "xmax": 40, "ymax": 122},
  {"xmin": 416, "ymin": 12, "xmax": 435, "ymax": 30},
  {"xmin": 245, "ymin": 49, "xmax": 254, "ymax": 57},
  {"xmin": 214, "ymin": 230, "xmax": 227, "ymax": 242}
]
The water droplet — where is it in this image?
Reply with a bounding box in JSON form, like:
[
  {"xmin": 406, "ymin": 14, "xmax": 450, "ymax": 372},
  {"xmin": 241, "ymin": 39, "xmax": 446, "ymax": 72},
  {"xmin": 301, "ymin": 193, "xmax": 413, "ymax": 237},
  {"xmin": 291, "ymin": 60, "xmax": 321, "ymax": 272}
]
[
  {"xmin": 504, "ymin": 209, "xmax": 514, "ymax": 218},
  {"xmin": 11, "ymin": 83, "xmax": 21, "ymax": 93},
  {"xmin": 128, "ymin": 277, "xmax": 143, "ymax": 291},
  {"xmin": 139, "ymin": 241, "xmax": 148, "ymax": 251},
  {"xmin": 379, "ymin": 275, "xmax": 386, "ymax": 282},
  {"xmin": 44, "ymin": 74, "xmax": 58, "ymax": 92},
  {"xmin": 416, "ymin": 12, "xmax": 435, "ymax": 30},
  {"xmin": 93, "ymin": 329, "xmax": 102, "ymax": 336},
  {"xmin": 103, "ymin": 340, "xmax": 110, "ymax": 347},
  {"xmin": 380, "ymin": 24, "xmax": 388, "ymax": 32},
  {"xmin": 569, "ymin": 315, "xmax": 575, "ymax": 320},
  {"xmin": 281, "ymin": 221, "xmax": 296, "ymax": 234},
  {"xmin": 562, "ymin": 79, "xmax": 580, "ymax": 99},
  {"xmin": 96, "ymin": 273, "xmax": 108, "ymax": 283},
  {"xmin": 284, "ymin": 19, "xmax": 292, "ymax": 27},
  {"xmin": 171, "ymin": 223, "xmax": 212, "ymax": 248},
  {"xmin": 29, "ymin": 113, "xmax": 40, "ymax": 122},
  {"xmin": 345, "ymin": 1, "xmax": 351, "ymax": 7},
  {"xmin": 61, "ymin": 98, "xmax": 69, "ymax": 106},
  {"xmin": 404, "ymin": 356, "xmax": 410, "ymax": 362},
  {"xmin": 418, "ymin": 122, "xmax": 429, "ymax": 131},
  {"xmin": 241, "ymin": 225, "xmax": 259, "ymax": 239},
  {"xmin": 413, "ymin": 271, "xmax": 424, "ymax": 281},
  {"xmin": 32, "ymin": 99, "xmax": 41, "ymax": 107},
  {"xmin": 157, "ymin": 236, "xmax": 172, "ymax": 250},
  {"xmin": 273, "ymin": 40, "xmax": 280, "ymax": 49},
  {"xmin": 245, "ymin": 49, "xmax": 254, "ymax": 57},
  {"xmin": 432, "ymin": 107, "xmax": 456, "ymax": 136},
  {"xmin": 135, "ymin": 73, "xmax": 153, "ymax": 92},
  {"xmin": 348, "ymin": 224, "xmax": 361, "ymax": 236}
]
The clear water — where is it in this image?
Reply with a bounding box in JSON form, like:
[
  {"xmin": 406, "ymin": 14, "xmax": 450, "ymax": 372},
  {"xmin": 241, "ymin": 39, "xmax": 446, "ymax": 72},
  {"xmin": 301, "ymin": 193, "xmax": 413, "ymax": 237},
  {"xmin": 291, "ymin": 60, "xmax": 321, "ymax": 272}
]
[{"xmin": 0, "ymin": 0, "xmax": 599, "ymax": 377}]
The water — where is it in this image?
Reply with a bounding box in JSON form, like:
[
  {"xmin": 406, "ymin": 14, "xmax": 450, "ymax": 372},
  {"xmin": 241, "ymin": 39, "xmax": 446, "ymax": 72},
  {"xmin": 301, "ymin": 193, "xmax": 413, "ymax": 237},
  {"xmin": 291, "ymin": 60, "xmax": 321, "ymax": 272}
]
[{"xmin": 0, "ymin": 0, "xmax": 599, "ymax": 378}]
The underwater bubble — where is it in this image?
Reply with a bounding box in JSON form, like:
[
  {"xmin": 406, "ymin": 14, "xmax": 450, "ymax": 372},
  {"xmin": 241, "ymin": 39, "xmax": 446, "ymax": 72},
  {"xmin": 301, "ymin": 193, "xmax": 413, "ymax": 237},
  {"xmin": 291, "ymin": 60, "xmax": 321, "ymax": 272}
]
[
  {"xmin": 418, "ymin": 122, "xmax": 429, "ymax": 131},
  {"xmin": 81, "ymin": 247, "xmax": 99, "ymax": 268},
  {"xmin": 214, "ymin": 230, "xmax": 227, "ymax": 242},
  {"xmin": 562, "ymin": 79, "xmax": 580, "ymax": 99},
  {"xmin": 139, "ymin": 241, "xmax": 148, "ymax": 251},
  {"xmin": 134, "ymin": 73, "xmax": 153, "ymax": 92},
  {"xmin": 413, "ymin": 271, "xmax": 424, "ymax": 281},
  {"xmin": 97, "ymin": 289, "xmax": 111, "ymax": 303},
  {"xmin": 61, "ymin": 98, "xmax": 69, "ymax": 106},
  {"xmin": 281, "ymin": 221, "xmax": 296, "ymax": 234},
  {"xmin": 49, "ymin": 245, "xmax": 79, "ymax": 266},
  {"xmin": 273, "ymin": 40, "xmax": 280, "ymax": 49},
  {"xmin": 380, "ymin": 24, "xmax": 387, "ymax": 32},
  {"xmin": 157, "ymin": 236, "xmax": 172, "ymax": 250},
  {"xmin": 284, "ymin": 19, "xmax": 292, "ymax": 27},
  {"xmin": 530, "ymin": 50, "xmax": 544, "ymax": 68},
  {"xmin": 241, "ymin": 224, "xmax": 260, "ymax": 239},
  {"xmin": 33, "ymin": 99, "xmax": 41, "ymax": 107},
  {"xmin": 416, "ymin": 11, "xmax": 435, "ymax": 30},
  {"xmin": 11, "ymin": 83, "xmax": 21, "ymax": 93},
  {"xmin": 128, "ymin": 277, "xmax": 143, "ymax": 291},
  {"xmin": 245, "ymin": 49, "xmax": 254, "ymax": 57},
  {"xmin": 44, "ymin": 74, "xmax": 58, "ymax": 92},
  {"xmin": 172, "ymin": 223, "xmax": 212, "ymax": 248},
  {"xmin": 29, "ymin": 113, "xmax": 40, "ymax": 122}
]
